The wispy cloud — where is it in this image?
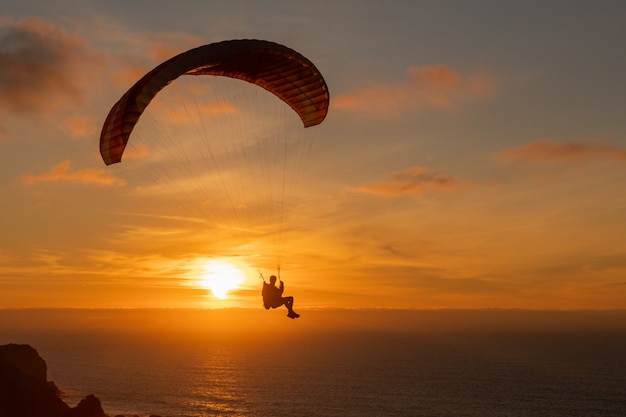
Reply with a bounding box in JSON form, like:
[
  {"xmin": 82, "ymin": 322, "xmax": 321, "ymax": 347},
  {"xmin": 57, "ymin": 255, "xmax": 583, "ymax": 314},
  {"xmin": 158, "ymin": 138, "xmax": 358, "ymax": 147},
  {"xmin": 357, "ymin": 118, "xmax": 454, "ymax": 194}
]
[
  {"xmin": 349, "ymin": 166, "xmax": 474, "ymax": 197},
  {"xmin": 20, "ymin": 160, "xmax": 125, "ymax": 186},
  {"xmin": 105, "ymin": 33, "xmax": 203, "ymax": 88},
  {"xmin": 334, "ymin": 65, "xmax": 497, "ymax": 117},
  {"xmin": 108, "ymin": 63, "xmax": 151, "ymax": 89},
  {"xmin": 0, "ymin": 17, "xmax": 206, "ymax": 138},
  {"xmin": 0, "ymin": 17, "xmax": 94, "ymax": 115},
  {"xmin": 148, "ymin": 33, "xmax": 204, "ymax": 62},
  {"xmin": 62, "ymin": 114, "xmax": 99, "ymax": 138},
  {"xmin": 497, "ymin": 140, "xmax": 626, "ymax": 164},
  {"xmin": 122, "ymin": 143, "xmax": 151, "ymax": 160}
]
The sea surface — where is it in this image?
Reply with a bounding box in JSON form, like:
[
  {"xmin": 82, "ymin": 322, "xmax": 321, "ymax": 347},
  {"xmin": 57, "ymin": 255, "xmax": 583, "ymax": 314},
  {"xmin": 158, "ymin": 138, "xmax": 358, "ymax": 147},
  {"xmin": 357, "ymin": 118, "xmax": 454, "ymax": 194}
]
[{"xmin": 1, "ymin": 309, "xmax": 625, "ymax": 417}]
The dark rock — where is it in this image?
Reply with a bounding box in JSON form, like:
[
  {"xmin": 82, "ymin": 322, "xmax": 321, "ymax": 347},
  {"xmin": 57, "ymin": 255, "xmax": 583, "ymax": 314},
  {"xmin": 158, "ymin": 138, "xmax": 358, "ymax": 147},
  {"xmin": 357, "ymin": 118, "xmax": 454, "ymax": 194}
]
[
  {"xmin": 0, "ymin": 343, "xmax": 47, "ymax": 381},
  {"xmin": 0, "ymin": 344, "xmax": 113, "ymax": 417},
  {"xmin": 0, "ymin": 344, "xmax": 165, "ymax": 417},
  {"xmin": 0, "ymin": 344, "xmax": 70, "ymax": 417},
  {"xmin": 64, "ymin": 394, "xmax": 107, "ymax": 417}
]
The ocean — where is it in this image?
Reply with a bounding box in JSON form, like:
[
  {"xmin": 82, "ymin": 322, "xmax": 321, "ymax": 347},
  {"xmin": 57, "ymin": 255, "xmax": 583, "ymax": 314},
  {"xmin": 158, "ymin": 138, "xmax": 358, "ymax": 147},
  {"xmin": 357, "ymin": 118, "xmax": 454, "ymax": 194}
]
[{"xmin": 1, "ymin": 309, "xmax": 625, "ymax": 417}]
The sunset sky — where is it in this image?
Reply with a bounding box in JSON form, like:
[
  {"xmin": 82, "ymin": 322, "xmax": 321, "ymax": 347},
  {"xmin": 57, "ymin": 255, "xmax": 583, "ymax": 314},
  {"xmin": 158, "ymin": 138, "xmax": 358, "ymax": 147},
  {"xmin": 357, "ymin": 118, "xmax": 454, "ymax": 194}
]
[{"xmin": 1, "ymin": 1, "xmax": 625, "ymax": 310}]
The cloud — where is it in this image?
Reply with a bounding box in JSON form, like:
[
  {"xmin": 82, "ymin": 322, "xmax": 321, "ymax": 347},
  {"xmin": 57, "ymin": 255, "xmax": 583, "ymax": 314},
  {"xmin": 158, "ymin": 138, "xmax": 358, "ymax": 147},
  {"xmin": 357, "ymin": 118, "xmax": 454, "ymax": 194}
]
[
  {"xmin": 122, "ymin": 143, "xmax": 151, "ymax": 160},
  {"xmin": 349, "ymin": 165, "xmax": 474, "ymax": 197},
  {"xmin": 497, "ymin": 140, "xmax": 626, "ymax": 164},
  {"xmin": 0, "ymin": 17, "xmax": 94, "ymax": 115},
  {"xmin": 333, "ymin": 65, "xmax": 497, "ymax": 117},
  {"xmin": 62, "ymin": 114, "xmax": 99, "ymax": 138},
  {"xmin": 108, "ymin": 63, "xmax": 151, "ymax": 89},
  {"xmin": 105, "ymin": 33, "xmax": 203, "ymax": 88},
  {"xmin": 0, "ymin": 17, "xmax": 207, "ymax": 140},
  {"xmin": 20, "ymin": 160, "xmax": 125, "ymax": 186},
  {"xmin": 147, "ymin": 33, "xmax": 204, "ymax": 62}
]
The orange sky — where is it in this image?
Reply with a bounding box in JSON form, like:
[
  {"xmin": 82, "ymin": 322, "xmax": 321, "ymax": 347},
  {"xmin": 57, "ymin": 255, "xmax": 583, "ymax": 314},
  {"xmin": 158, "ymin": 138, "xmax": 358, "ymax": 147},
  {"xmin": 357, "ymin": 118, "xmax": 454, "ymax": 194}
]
[{"xmin": 1, "ymin": 2, "xmax": 626, "ymax": 310}]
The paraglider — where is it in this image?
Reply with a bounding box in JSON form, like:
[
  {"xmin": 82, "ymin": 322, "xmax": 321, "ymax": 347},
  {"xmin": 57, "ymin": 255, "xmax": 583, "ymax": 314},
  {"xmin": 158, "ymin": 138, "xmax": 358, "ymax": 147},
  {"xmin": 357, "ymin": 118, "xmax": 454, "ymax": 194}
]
[
  {"xmin": 99, "ymin": 40, "xmax": 329, "ymax": 317},
  {"xmin": 262, "ymin": 274, "xmax": 299, "ymax": 319},
  {"xmin": 100, "ymin": 39, "xmax": 329, "ymax": 165}
]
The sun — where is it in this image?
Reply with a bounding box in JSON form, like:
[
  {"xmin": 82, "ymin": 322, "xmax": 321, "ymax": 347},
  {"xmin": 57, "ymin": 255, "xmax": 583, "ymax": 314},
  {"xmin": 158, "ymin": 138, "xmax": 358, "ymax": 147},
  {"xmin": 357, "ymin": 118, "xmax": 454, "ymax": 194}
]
[{"xmin": 198, "ymin": 260, "xmax": 246, "ymax": 299}]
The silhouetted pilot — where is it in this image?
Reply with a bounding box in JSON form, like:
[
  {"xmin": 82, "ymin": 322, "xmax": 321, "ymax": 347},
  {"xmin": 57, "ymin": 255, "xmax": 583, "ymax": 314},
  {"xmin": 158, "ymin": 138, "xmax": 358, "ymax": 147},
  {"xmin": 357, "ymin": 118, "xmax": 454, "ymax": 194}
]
[{"xmin": 262, "ymin": 275, "xmax": 299, "ymax": 319}]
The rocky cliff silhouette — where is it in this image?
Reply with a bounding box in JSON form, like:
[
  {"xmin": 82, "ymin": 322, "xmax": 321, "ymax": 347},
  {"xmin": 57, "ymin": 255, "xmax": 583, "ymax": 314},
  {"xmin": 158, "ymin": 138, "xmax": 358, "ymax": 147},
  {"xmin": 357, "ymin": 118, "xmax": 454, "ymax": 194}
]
[{"xmin": 0, "ymin": 343, "xmax": 158, "ymax": 417}]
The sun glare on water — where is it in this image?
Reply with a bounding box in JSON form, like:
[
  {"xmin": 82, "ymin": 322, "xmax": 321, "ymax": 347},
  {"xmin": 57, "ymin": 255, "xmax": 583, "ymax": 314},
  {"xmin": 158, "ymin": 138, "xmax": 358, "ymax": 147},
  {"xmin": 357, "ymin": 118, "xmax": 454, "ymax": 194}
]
[{"xmin": 199, "ymin": 260, "xmax": 246, "ymax": 299}]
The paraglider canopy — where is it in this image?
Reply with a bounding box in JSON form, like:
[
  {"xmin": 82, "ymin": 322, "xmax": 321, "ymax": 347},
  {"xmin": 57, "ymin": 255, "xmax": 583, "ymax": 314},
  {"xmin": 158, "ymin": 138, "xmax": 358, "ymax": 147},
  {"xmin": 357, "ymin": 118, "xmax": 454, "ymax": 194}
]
[
  {"xmin": 100, "ymin": 39, "xmax": 329, "ymax": 166},
  {"xmin": 98, "ymin": 39, "xmax": 330, "ymax": 282}
]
